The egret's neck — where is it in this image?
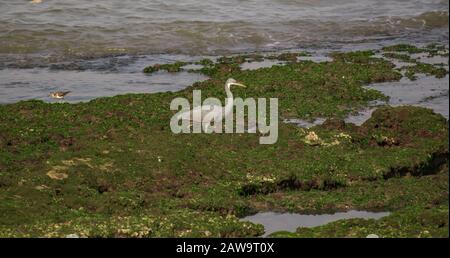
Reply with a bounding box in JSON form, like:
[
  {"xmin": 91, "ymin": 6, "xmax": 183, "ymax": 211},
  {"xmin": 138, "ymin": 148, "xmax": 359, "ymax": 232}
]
[
  {"xmin": 224, "ymin": 85, "xmax": 233, "ymax": 116},
  {"xmin": 225, "ymin": 85, "xmax": 233, "ymax": 99}
]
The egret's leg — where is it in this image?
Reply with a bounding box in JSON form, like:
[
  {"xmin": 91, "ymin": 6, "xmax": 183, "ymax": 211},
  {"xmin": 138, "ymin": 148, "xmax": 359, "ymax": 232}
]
[{"xmin": 203, "ymin": 123, "xmax": 210, "ymax": 133}]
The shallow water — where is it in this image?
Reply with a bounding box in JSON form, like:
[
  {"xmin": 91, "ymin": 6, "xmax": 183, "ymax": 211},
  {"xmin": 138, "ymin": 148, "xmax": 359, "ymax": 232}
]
[
  {"xmin": 339, "ymin": 74, "xmax": 450, "ymax": 126},
  {"xmin": 241, "ymin": 210, "xmax": 390, "ymax": 237},
  {"xmin": 283, "ymin": 117, "xmax": 327, "ymax": 128},
  {"xmin": 285, "ymin": 54, "xmax": 449, "ymax": 129},
  {"xmin": 343, "ymin": 52, "xmax": 450, "ymax": 123},
  {"xmin": 289, "ymin": 72, "xmax": 450, "ymax": 128},
  {"xmin": 367, "ymin": 74, "xmax": 450, "ymax": 119},
  {"xmin": 240, "ymin": 59, "xmax": 286, "ymax": 70},
  {"xmin": 0, "ymin": 1, "xmax": 448, "ymax": 108},
  {"xmin": 0, "ymin": 68, "xmax": 207, "ymax": 104},
  {"xmin": 0, "ymin": 54, "xmax": 209, "ymax": 104},
  {"xmin": 0, "ymin": 0, "xmax": 448, "ymax": 64}
]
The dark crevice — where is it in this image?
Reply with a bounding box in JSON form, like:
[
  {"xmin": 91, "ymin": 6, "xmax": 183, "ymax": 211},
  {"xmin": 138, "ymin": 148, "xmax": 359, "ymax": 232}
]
[
  {"xmin": 383, "ymin": 150, "xmax": 449, "ymax": 180},
  {"xmin": 240, "ymin": 150, "xmax": 448, "ymax": 196},
  {"xmin": 239, "ymin": 175, "xmax": 346, "ymax": 196}
]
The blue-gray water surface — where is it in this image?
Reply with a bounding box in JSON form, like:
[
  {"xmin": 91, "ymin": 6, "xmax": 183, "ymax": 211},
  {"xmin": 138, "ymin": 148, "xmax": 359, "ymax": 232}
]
[
  {"xmin": 0, "ymin": 0, "xmax": 448, "ymax": 105},
  {"xmin": 1, "ymin": 0, "xmax": 448, "ymax": 61}
]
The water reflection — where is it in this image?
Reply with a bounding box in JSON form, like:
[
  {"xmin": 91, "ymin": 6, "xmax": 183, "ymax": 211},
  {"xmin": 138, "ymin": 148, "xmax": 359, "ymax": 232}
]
[{"xmin": 241, "ymin": 210, "xmax": 390, "ymax": 237}]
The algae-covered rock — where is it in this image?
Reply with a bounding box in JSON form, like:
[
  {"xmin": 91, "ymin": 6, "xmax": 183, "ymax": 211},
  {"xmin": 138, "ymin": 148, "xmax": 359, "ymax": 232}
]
[
  {"xmin": 0, "ymin": 46, "xmax": 448, "ymax": 237},
  {"xmin": 143, "ymin": 61, "xmax": 187, "ymax": 74}
]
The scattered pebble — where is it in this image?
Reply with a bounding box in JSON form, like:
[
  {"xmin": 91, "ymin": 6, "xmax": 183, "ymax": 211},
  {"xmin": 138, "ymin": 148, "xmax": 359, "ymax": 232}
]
[
  {"xmin": 46, "ymin": 170, "xmax": 68, "ymax": 180},
  {"xmin": 65, "ymin": 234, "xmax": 80, "ymax": 238},
  {"xmin": 304, "ymin": 131, "xmax": 322, "ymax": 146},
  {"xmin": 35, "ymin": 185, "xmax": 50, "ymax": 191}
]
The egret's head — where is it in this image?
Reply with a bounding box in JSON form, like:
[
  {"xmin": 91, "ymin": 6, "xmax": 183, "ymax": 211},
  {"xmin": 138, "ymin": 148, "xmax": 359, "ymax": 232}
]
[{"xmin": 226, "ymin": 78, "xmax": 246, "ymax": 89}]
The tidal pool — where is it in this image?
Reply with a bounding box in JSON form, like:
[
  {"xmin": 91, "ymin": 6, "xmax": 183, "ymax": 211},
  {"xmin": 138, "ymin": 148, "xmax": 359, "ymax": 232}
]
[
  {"xmin": 366, "ymin": 74, "xmax": 449, "ymax": 119},
  {"xmin": 286, "ymin": 73, "xmax": 449, "ymax": 129},
  {"xmin": 283, "ymin": 117, "xmax": 326, "ymax": 128},
  {"xmin": 240, "ymin": 59, "xmax": 286, "ymax": 70},
  {"xmin": 241, "ymin": 210, "xmax": 390, "ymax": 237}
]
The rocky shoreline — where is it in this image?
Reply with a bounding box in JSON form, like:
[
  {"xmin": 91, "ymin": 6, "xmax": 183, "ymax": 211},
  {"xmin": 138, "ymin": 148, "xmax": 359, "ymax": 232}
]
[{"xmin": 0, "ymin": 44, "xmax": 448, "ymax": 237}]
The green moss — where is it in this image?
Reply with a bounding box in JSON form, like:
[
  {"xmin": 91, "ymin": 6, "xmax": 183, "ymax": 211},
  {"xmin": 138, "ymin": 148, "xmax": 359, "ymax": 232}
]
[
  {"xmin": 267, "ymin": 52, "xmax": 310, "ymax": 62},
  {"xmin": 0, "ymin": 209, "xmax": 263, "ymax": 238},
  {"xmin": 424, "ymin": 43, "xmax": 449, "ymax": 57},
  {"xmin": 143, "ymin": 61, "xmax": 188, "ymax": 74},
  {"xmin": 0, "ymin": 46, "xmax": 448, "ymax": 237},
  {"xmin": 404, "ymin": 62, "xmax": 448, "ymax": 80},
  {"xmin": 250, "ymin": 165, "xmax": 448, "ymax": 214},
  {"xmin": 217, "ymin": 56, "xmax": 247, "ymax": 65},
  {"xmin": 242, "ymin": 53, "xmax": 265, "ymax": 62},
  {"xmin": 186, "ymin": 51, "xmax": 400, "ymax": 118},
  {"xmin": 382, "ymin": 43, "xmax": 449, "ymax": 58},
  {"xmin": 330, "ymin": 50, "xmax": 376, "ymax": 63},
  {"xmin": 382, "ymin": 52, "xmax": 416, "ymax": 63},
  {"xmin": 379, "ymin": 44, "xmax": 449, "ymax": 80},
  {"xmin": 196, "ymin": 58, "xmax": 214, "ymax": 66},
  {"xmin": 382, "ymin": 44, "xmax": 425, "ymax": 54}
]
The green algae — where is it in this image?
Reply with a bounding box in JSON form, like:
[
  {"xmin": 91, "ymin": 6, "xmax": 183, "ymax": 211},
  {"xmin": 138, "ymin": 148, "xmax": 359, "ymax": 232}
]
[
  {"xmin": 382, "ymin": 43, "xmax": 449, "ymax": 58},
  {"xmin": 404, "ymin": 62, "xmax": 448, "ymax": 80},
  {"xmin": 0, "ymin": 45, "xmax": 449, "ymax": 238},
  {"xmin": 187, "ymin": 50, "xmax": 399, "ymax": 118},
  {"xmin": 382, "ymin": 52, "xmax": 416, "ymax": 63},
  {"xmin": 143, "ymin": 61, "xmax": 187, "ymax": 74},
  {"xmin": 382, "ymin": 44, "xmax": 426, "ymax": 54},
  {"xmin": 266, "ymin": 52, "xmax": 310, "ymax": 62},
  {"xmin": 379, "ymin": 43, "xmax": 449, "ymax": 80},
  {"xmin": 0, "ymin": 209, "xmax": 263, "ymax": 238}
]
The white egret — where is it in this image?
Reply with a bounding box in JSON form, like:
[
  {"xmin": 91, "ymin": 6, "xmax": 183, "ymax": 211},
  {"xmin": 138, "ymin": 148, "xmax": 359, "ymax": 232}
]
[{"xmin": 178, "ymin": 78, "xmax": 246, "ymax": 132}]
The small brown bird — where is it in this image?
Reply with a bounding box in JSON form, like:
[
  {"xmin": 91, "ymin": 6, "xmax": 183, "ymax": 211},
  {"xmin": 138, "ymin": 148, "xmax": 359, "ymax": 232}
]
[{"xmin": 49, "ymin": 91, "xmax": 71, "ymax": 99}]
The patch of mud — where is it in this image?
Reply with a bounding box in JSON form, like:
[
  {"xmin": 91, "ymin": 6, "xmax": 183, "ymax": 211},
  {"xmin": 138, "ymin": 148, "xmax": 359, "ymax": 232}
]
[{"xmin": 241, "ymin": 210, "xmax": 390, "ymax": 237}]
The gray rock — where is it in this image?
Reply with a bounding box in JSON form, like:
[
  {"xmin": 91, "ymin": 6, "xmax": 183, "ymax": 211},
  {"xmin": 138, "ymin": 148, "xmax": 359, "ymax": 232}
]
[{"xmin": 65, "ymin": 233, "xmax": 80, "ymax": 238}]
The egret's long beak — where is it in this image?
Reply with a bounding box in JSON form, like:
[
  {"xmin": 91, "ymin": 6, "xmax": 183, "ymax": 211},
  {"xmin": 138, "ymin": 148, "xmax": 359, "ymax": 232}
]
[{"xmin": 232, "ymin": 82, "xmax": 246, "ymax": 88}]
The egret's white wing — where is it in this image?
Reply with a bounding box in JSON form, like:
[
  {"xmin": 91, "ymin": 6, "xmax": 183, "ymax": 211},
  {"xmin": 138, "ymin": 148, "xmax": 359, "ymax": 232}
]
[{"xmin": 178, "ymin": 105, "xmax": 221, "ymax": 123}]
